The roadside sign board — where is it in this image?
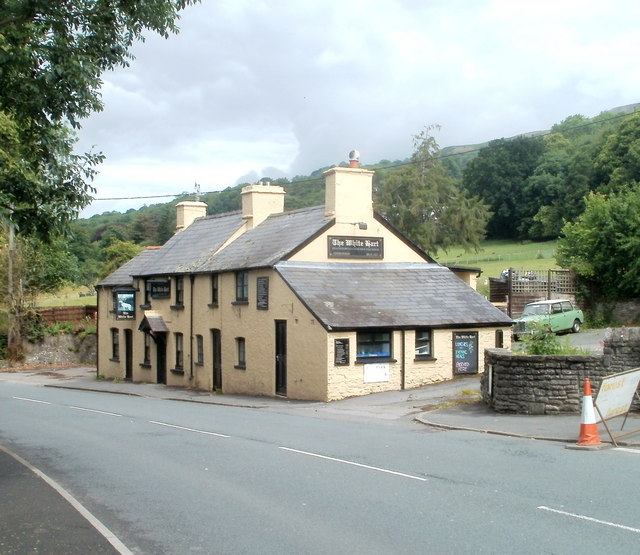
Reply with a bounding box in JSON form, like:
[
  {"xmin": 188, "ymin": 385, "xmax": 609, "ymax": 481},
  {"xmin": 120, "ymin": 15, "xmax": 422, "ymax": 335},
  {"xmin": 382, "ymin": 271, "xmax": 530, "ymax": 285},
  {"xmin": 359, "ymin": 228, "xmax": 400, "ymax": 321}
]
[{"xmin": 594, "ymin": 368, "xmax": 640, "ymax": 422}]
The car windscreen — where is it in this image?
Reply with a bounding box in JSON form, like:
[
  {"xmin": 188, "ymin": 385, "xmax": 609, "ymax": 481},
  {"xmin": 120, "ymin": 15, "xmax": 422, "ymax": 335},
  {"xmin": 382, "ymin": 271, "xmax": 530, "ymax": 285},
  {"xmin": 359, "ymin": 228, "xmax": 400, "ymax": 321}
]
[{"xmin": 522, "ymin": 304, "xmax": 549, "ymax": 316}]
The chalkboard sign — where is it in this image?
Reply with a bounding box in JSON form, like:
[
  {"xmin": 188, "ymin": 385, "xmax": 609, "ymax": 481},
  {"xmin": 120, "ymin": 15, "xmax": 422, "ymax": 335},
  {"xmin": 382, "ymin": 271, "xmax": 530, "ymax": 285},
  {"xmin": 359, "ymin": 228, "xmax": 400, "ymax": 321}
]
[
  {"xmin": 453, "ymin": 332, "xmax": 478, "ymax": 375},
  {"xmin": 256, "ymin": 277, "xmax": 269, "ymax": 310},
  {"xmin": 334, "ymin": 339, "xmax": 350, "ymax": 366}
]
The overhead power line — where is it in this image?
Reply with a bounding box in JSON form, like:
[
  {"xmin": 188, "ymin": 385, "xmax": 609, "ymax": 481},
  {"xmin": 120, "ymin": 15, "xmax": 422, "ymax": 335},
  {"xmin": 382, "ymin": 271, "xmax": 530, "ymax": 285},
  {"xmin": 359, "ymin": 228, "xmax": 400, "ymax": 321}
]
[{"xmin": 91, "ymin": 109, "xmax": 637, "ymax": 202}]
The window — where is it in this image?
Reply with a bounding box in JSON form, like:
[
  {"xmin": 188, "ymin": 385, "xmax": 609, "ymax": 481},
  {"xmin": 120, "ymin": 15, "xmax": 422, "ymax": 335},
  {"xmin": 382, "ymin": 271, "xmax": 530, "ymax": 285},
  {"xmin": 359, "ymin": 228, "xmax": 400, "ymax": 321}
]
[
  {"xmin": 143, "ymin": 333, "xmax": 151, "ymax": 366},
  {"xmin": 110, "ymin": 328, "xmax": 120, "ymax": 361},
  {"xmin": 196, "ymin": 334, "xmax": 204, "ymax": 365},
  {"xmin": 175, "ymin": 333, "xmax": 184, "ymax": 370},
  {"xmin": 415, "ymin": 329, "xmax": 433, "ymax": 359},
  {"xmin": 235, "ymin": 271, "xmax": 249, "ymax": 302},
  {"xmin": 210, "ymin": 274, "xmax": 219, "ymax": 306},
  {"xmin": 357, "ymin": 330, "xmax": 391, "ymax": 360},
  {"xmin": 235, "ymin": 337, "xmax": 246, "ymax": 369},
  {"xmin": 495, "ymin": 329, "xmax": 504, "ymax": 348},
  {"xmin": 175, "ymin": 276, "xmax": 184, "ymax": 307},
  {"xmin": 143, "ymin": 280, "xmax": 152, "ymax": 306}
]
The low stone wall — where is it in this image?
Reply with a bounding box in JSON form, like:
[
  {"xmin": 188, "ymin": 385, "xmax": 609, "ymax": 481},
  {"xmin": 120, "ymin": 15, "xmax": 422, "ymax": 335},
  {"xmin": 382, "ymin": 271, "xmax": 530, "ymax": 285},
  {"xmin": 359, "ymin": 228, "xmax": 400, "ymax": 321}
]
[
  {"xmin": 482, "ymin": 327, "xmax": 640, "ymax": 414},
  {"xmin": 22, "ymin": 334, "xmax": 97, "ymax": 366}
]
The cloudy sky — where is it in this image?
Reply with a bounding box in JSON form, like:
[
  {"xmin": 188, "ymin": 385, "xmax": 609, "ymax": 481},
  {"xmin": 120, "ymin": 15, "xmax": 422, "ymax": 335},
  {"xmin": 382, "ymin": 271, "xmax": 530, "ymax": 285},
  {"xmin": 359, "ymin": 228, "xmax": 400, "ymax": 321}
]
[{"xmin": 77, "ymin": 0, "xmax": 640, "ymax": 217}]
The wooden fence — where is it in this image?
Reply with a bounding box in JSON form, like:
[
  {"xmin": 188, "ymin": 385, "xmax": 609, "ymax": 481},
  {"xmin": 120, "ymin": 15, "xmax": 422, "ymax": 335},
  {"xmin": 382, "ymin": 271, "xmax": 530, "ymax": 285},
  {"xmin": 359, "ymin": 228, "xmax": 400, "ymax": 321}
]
[
  {"xmin": 37, "ymin": 305, "xmax": 97, "ymax": 324},
  {"xmin": 489, "ymin": 268, "xmax": 577, "ymax": 318}
]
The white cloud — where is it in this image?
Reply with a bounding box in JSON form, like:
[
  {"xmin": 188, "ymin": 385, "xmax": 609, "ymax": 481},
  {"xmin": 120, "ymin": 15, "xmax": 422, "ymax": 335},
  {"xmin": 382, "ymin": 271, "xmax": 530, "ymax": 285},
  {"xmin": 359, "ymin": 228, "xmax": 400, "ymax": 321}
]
[{"xmin": 78, "ymin": 0, "xmax": 640, "ymax": 217}]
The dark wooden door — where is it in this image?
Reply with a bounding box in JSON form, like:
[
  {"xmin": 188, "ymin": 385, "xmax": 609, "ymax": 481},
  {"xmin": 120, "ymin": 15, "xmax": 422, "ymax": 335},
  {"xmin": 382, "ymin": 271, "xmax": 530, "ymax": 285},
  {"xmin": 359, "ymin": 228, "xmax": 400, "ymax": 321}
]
[
  {"xmin": 212, "ymin": 329, "xmax": 222, "ymax": 391},
  {"xmin": 275, "ymin": 320, "xmax": 287, "ymax": 396}
]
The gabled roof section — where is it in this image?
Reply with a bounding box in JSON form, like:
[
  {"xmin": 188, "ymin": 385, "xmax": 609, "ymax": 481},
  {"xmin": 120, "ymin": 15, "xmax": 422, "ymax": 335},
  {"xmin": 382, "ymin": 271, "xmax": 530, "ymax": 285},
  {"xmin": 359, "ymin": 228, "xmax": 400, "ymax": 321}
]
[
  {"xmin": 276, "ymin": 261, "xmax": 513, "ymax": 330},
  {"xmin": 136, "ymin": 211, "xmax": 244, "ymax": 276},
  {"xmin": 97, "ymin": 247, "xmax": 160, "ymax": 288},
  {"xmin": 190, "ymin": 206, "xmax": 331, "ymax": 272}
]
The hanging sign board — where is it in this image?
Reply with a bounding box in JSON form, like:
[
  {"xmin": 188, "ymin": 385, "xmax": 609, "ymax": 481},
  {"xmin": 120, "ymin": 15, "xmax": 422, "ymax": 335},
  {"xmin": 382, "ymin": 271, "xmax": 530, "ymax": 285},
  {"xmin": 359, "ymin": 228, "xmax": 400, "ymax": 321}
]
[{"xmin": 453, "ymin": 332, "xmax": 478, "ymax": 375}]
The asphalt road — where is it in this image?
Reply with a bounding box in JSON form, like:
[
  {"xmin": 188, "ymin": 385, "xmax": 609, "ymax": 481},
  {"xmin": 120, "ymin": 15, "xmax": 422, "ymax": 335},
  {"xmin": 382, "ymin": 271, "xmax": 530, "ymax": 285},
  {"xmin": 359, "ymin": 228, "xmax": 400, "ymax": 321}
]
[{"xmin": 2, "ymin": 381, "xmax": 640, "ymax": 554}]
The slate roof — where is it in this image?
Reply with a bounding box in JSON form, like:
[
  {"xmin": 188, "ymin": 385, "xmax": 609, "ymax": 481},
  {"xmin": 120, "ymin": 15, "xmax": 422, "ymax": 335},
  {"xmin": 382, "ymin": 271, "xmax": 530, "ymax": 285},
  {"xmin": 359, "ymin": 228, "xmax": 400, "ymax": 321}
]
[
  {"xmin": 192, "ymin": 206, "xmax": 331, "ymax": 272},
  {"xmin": 276, "ymin": 261, "xmax": 513, "ymax": 330},
  {"xmin": 136, "ymin": 211, "xmax": 245, "ymax": 276},
  {"xmin": 97, "ymin": 247, "xmax": 159, "ymax": 288}
]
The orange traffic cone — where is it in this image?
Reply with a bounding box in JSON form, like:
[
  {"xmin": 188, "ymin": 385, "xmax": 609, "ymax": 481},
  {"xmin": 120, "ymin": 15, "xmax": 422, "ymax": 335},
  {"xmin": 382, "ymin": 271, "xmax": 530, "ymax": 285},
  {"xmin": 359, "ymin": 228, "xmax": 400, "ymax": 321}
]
[{"xmin": 576, "ymin": 378, "xmax": 602, "ymax": 447}]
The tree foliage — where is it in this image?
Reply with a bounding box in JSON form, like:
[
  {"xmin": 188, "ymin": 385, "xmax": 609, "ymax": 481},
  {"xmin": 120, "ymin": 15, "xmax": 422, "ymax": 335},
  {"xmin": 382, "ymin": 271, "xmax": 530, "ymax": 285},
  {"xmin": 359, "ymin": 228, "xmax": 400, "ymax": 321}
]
[
  {"xmin": 556, "ymin": 185, "xmax": 640, "ymax": 301},
  {"xmin": 0, "ymin": 0, "xmax": 198, "ymax": 239},
  {"xmin": 375, "ymin": 126, "xmax": 490, "ymax": 254}
]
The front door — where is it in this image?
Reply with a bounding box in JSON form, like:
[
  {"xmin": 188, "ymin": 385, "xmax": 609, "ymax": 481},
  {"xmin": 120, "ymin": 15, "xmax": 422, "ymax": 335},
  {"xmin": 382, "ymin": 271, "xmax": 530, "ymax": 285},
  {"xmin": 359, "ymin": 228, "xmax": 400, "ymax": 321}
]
[
  {"xmin": 275, "ymin": 320, "xmax": 287, "ymax": 396},
  {"xmin": 124, "ymin": 329, "xmax": 133, "ymax": 380},
  {"xmin": 156, "ymin": 333, "xmax": 167, "ymax": 384},
  {"xmin": 211, "ymin": 329, "xmax": 222, "ymax": 391}
]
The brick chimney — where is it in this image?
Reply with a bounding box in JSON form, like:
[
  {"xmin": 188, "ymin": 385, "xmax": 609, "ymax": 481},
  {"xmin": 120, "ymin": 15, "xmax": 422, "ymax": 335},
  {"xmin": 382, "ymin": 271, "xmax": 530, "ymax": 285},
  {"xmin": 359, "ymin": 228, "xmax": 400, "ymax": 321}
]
[
  {"xmin": 241, "ymin": 182, "xmax": 286, "ymax": 229},
  {"xmin": 175, "ymin": 200, "xmax": 207, "ymax": 232},
  {"xmin": 324, "ymin": 150, "xmax": 374, "ymax": 223}
]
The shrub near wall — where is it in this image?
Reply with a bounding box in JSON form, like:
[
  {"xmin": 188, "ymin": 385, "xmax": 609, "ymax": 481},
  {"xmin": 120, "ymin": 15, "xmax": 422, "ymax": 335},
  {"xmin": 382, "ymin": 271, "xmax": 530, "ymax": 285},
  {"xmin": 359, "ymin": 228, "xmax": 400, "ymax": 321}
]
[{"xmin": 482, "ymin": 327, "xmax": 640, "ymax": 414}]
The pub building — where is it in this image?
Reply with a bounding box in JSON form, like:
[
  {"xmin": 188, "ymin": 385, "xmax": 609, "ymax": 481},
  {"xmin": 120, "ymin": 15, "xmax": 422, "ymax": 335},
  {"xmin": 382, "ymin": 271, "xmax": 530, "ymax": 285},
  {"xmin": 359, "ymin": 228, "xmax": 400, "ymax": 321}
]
[{"xmin": 96, "ymin": 153, "xmax": 512, "ymax": 401}]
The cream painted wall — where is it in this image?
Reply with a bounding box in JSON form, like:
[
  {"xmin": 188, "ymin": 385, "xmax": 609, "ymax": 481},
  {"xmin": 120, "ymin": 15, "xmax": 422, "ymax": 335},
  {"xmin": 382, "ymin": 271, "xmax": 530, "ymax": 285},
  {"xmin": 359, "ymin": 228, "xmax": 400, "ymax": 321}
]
[{"xmin": 288, "ymin": 220, "xmax": 427, "ymax": 264}]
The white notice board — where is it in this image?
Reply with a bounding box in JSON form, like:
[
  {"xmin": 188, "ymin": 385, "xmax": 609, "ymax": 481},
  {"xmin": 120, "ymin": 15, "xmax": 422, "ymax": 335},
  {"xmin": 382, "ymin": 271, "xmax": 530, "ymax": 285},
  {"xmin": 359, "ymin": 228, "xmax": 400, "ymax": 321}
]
[
  {"xmin": 594, "ymin": 368, "xmax": 640, "ymax": 422},
  {"xmin": 363, "ymin": 363, "xmax": 390, "ymax": 383}
]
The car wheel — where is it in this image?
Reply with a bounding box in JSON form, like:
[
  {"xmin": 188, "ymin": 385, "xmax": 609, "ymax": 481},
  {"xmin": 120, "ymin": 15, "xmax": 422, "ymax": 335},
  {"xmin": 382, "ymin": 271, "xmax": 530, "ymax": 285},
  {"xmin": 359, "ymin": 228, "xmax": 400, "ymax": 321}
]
[{"xmin": 571, "ymin": 319, "xmax": 581, "ymax": 333}]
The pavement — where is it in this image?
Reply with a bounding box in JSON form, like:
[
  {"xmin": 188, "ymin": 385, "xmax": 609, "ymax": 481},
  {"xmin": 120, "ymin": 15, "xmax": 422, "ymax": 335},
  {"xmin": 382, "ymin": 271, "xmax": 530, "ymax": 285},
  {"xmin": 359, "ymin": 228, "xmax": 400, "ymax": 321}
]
[{"xmin": 2, "ymin": 364, "xmax": 639, "ymax": 554}]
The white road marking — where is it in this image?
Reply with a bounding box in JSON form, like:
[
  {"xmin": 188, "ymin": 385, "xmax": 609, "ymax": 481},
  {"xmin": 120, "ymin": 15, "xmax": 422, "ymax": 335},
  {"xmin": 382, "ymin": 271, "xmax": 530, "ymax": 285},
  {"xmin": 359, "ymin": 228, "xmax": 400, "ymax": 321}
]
[
  {"xmin": 613, "ymin": 447, "xmax": 640, "ymax": 454},
  {"xmin": 13, "ymin": 396, "xmax": 50, "ymax": 405},
  {"xmin": 70, "ymin": 406, "xmax": 122, "ymax": 417},
  {"xmin": 279, "ymin": 447, "xmax": 428, "ymax": 482},
  {"xmin": 149, "ymin": 420, "xmax": 230, "ymax": 438},
  {"xmin": 538, "ymin": 506, "xmax": 640, "ymax": 534},
  {"xmin": 0, "ymin": 444, "xmax": 133, "ymax": 554}
]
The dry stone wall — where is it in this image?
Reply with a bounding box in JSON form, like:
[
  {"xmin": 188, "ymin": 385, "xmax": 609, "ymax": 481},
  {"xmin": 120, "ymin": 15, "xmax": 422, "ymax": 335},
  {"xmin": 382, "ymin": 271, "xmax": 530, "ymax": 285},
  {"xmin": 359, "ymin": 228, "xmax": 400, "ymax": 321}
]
[{"xmin": 482, "ymin": 327, "xmax": 640, "ymax": 414}]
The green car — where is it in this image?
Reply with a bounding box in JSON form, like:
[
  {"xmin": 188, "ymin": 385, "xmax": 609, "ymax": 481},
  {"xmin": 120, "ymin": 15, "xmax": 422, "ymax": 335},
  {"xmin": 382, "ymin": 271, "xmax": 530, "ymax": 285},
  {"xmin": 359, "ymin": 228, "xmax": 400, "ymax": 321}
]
[{"xmin": 513, "ymin": 299, "xmax": 584, "ymax": 340}]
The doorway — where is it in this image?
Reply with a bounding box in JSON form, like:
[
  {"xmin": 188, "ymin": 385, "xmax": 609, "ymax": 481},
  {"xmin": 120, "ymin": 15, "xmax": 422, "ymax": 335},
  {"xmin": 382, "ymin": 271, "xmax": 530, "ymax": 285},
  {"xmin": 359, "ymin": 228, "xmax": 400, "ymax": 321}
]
[
  {"xmin": 124, "ymin": 330, "xmax": 133, "ymax": 380},
  {"xmin": 211, "ymin": 329, "xmax": 222, "ymax": 391},
  {"xmin": 156, "ymin": 333, "xmax": 167, "ymax": 384},
  {"xmin": 275, "ymin": 320, "xmax": 287, "ymax": 396}
]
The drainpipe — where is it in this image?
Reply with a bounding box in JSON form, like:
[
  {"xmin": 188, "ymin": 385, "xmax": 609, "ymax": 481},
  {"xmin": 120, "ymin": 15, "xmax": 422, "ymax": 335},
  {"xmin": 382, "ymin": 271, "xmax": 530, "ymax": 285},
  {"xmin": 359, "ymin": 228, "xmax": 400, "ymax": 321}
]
[
  {"xmin": 189, "ymin": 274, "xmax": 195, "ymax": 380},
  {"xmin": 401, "ymin": 329, "xmax": 406, "ymax": 390}
]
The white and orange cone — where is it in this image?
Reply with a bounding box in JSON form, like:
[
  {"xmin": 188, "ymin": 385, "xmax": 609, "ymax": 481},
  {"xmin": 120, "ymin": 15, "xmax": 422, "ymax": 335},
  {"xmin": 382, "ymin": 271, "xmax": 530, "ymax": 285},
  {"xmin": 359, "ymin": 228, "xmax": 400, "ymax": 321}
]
[{"xmin": 576, "ymin": 378, "xmax": 602, "ymax": 447}]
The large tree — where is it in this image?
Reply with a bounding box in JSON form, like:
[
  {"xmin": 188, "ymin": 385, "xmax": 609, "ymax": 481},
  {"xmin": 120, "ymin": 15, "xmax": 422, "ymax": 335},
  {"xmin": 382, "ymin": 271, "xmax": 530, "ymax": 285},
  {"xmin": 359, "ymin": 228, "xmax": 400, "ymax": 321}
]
[
  {"xmin": 0, "ymin": 0, "xmax": 198, "ymax": 238},
  {"xmin": 556, "ymin": 185, "xmax": 640, "ymax": 302},
  {"xmin": 462, "ymin": 135, "xmax": 545, "ymax": 239},
  {"xmin": 375, "ymin": 126, "xmax": 490, "ymax": 254}
]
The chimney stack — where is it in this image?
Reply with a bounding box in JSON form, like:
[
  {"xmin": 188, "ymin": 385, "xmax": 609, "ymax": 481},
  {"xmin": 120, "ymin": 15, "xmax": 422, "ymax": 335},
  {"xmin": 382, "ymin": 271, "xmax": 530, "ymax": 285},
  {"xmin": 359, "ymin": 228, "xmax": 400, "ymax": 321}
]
[
  {"xmin": 241, "ymin": 182, "xmax": 286, "ymax": 229},
  {"xmin": 324, "ymin": 150, "xmax": 374, "ymax": 223},
  {"xmin": 175, "ymin": 200, "xmax": 207, "ymax": 232}
]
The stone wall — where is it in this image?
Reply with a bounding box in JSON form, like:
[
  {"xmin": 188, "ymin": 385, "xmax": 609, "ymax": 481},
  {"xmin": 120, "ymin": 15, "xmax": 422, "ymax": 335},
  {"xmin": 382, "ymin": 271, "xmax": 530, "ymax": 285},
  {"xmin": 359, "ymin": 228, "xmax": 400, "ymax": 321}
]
[
  {"xmin": 482, "ymin": 327, "xmax": 640, "ymax": 414},
  {"xmin": 22, "ymin": 334, "xmax": 97, "ymax": 366}
]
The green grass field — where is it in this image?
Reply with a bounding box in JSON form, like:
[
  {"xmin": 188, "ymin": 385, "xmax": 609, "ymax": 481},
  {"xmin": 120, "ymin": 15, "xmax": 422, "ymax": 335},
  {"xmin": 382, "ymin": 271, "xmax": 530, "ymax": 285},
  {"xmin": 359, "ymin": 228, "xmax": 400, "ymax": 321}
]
[{"xmin": 435, "ymin": 239, "xmax": 559, "ymax": 279}]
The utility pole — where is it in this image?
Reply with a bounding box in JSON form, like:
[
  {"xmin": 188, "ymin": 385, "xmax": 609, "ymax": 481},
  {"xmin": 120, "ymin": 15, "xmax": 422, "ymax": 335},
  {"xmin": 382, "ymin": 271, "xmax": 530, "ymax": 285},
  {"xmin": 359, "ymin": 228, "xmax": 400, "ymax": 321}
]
[{"xmin": 6, "ymin": 219, "xmax": 22, "ymax": 360}]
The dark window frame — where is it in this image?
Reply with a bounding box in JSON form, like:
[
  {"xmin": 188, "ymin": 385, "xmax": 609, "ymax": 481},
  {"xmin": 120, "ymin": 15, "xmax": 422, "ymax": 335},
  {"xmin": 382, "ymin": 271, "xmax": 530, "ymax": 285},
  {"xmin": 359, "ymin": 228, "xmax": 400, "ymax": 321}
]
[
  {"xmin": 196, "ymin": 334, "xmax": 204, "ymax": 365},
  {"xmin": 142, "ymin": 332, "xmax": 151, "ymax": 366},
  {"xmin": 235, "ymin": 337, "xmax": 246, "ymax": 369},
  {"xmin": 234, "ymin": 271, "xmax": 249, "ymax": 304},
  {"xmin": 209, "ymin": 273, "xmax": 219, "ymax": 307},
  {"xmin": 356, "ymin": 329, "xmax": 393, "ymax": 362},
  {"xmin": 414, "ymin": 328, "xmax": 435, "ymax": 360},
  {"xmin": 174, "ymin": 276, "xmax": 184, "ymax": 308},
  {"xmin": 174, "ymin": 332, "xmax": 184, "ymax": 372},
  {"xmin": 110, "ymin": 328, "xmax": 120, "ymax": 361}
]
